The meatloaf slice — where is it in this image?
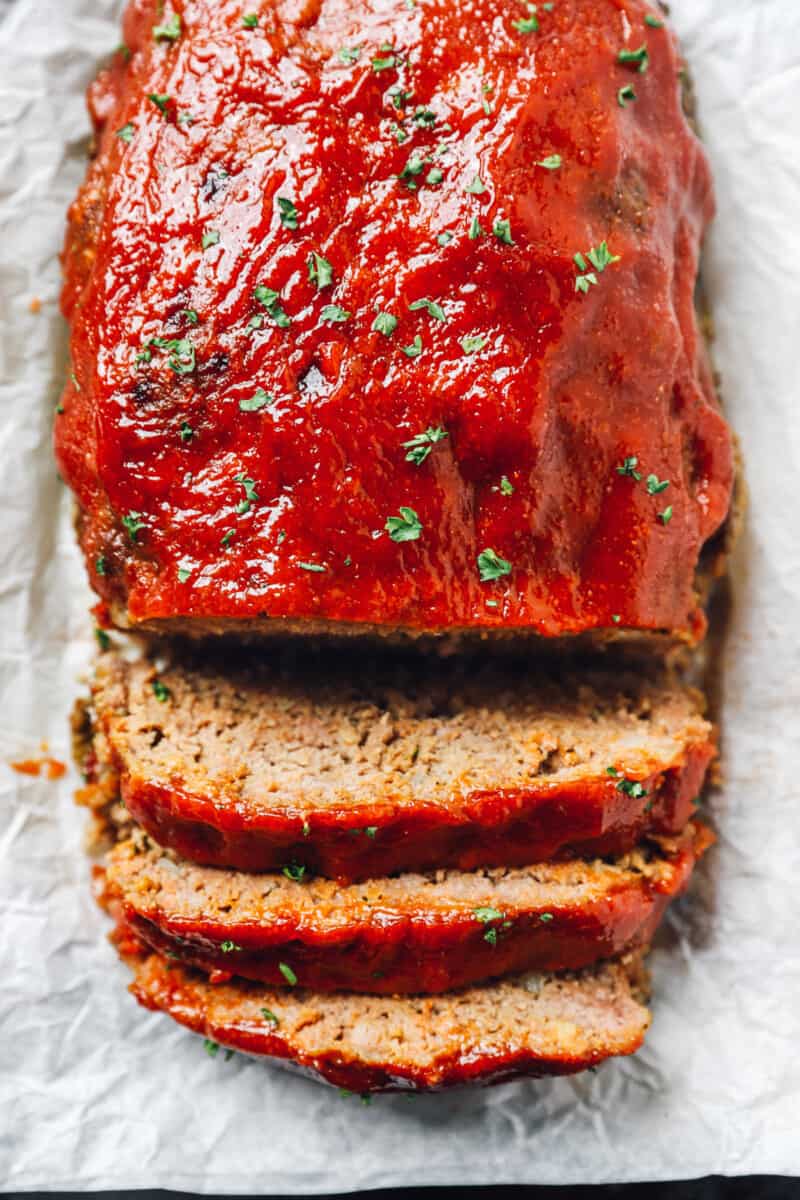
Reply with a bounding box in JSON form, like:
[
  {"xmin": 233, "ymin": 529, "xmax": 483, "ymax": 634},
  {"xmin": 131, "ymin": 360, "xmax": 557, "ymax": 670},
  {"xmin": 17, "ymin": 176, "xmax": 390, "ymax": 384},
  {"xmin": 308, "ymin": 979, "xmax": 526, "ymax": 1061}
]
[
  {"xmin": 79, "ymin": 646, "xmax": 715, "ymax": 882},
  {"xmin": 123, "ymin": 945, "xmax": 650, "ymax": 1092},
  {"xmin": 55, "ymin": 0, "xmax": 734, "ymax": 644},
  {"xmin": 104, "ymin": 823, "xmax": 709, "ymax": 995}
]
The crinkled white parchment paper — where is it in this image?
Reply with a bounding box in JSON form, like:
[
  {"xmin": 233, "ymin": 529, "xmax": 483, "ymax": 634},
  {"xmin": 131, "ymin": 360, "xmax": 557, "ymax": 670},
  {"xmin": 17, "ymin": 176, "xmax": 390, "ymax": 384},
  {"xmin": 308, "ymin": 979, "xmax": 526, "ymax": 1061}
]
[{"xmin": 1, "ymin": 0, "xmax": 799, "ymax": 1189}]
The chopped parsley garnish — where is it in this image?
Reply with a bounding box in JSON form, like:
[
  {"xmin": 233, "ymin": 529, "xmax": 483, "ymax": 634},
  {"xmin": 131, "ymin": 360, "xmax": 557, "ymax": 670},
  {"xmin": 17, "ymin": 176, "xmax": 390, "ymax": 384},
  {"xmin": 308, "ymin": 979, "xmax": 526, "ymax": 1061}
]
[
  {"xmin": 606, "ymin": 766, "xmax": 648, "ymax": 799},
  {"xmin": 399, "ymin": 154, "xmax": 426, "ymax": 187},
  {"xmin": 282, "ymin": 863, "xmax": 307, "ymax": 882},
  {"xmin": 538, "ymin": 154, "xmax": 562, "ymax": 170},
  {"xmin": 320, "ymin": 304, "xmax": 350, "ymax": 323},
  {"xmin": 402, "ymin": 335, "xmax": 423, "ymax": 358},
  {"xmin": 372, "ymin": 54, "xmax": 398, "ymax": 72},
  {"xmin": 612, "ymin": 613, "xmax": 621, "ymax": 623},
  {"xmin": 202, "ymin": 229, "xmax": 220, "ymax": 249},
  {"xmin": 474, "ymin": 906, "xmax": 512, "ymax": 945},
  {"xmin": 372, "ymin": 311, "xmax": 398, "ymax": 336},
  {"xmin": 308, "ymin": 252, "xmax": 333, "ymax": 288},
  {"xmin": 220, "ymin": 940, "xmax": 242, "ymax": 953},
  {"xmin": 365, "ymin": 826, "xmax": 378, "ymax": 839},
  {"xmin": 302, "ymin": 820, "xmax": 311, "ymax": 837},
  {"xmin": 242, "ymin": 13, "xmax": 259, "ymax": 28},
  {"xmin": 513, "ymin": 4, "xmax": 539, "ymax": 34},
  {"xmin": 95, "ymin": 555, "xmax": 107, "ymax": 576},
  {"xmin": 234, "ymin": 473, "xmax": 259, "ymax": 514},
  {"xmin": 254, "ymin": 284, "xmax": 291, "ymax": 328},
  {"xmin": 426, "ymin": 167, "xmax": 444, "ymax": 186},
  {"xmin": 618, "ymin": 84, "xmax": 637, "ymax": 107},
  {"xmin": 409, "ymin": 297, "xmax": 446, "ymax": 321},
  {"xmin": 338, "ymin": 46, "xmax": 361, "ymax": 63},
  {"xmin": 183, "ymin": 309, "xmax": 199, "ymax": 324},
  {"xmin": 153, "ymin": 14, "xmax": 181, "ymax": 42},
  {"xmin": 116, "ymin": 123, "xmax": 135, "ymax": 143},
  {"xmin": 177, "ymin": 566, "xmax": 191, "ymax": 583},
  {"xmin": 279, "ymin": 962, "xmax": 298, "ymax": 986},
  {"xmin": 261, "ymin": 1007, "xmax": 280, "ymax": 1025},
  {"xmin": 540, "ymin": 912, "xmax": 554, "ymax": 922},
  {"xmin": 204, "ymin": 1039, "xmax": 219, "ymax": 1057},
  {"xmin": 646, "ymin": 474, "xmax": 669, "ymax": 494},
  {"xmin": 240, "ymin": 388, "xmax": 274, "ymax": 412},
  {"xmin": 148, "ymin": 336, "xmax": 196, "ymax": 374},
  {"xmin": 460, "ymin": 334, "xmax": 487, "ymax": 355},
  {"xmin": 179, "ymin": 421, "xmax": 194, "ymax": 443},
  {"xmin": 618, "ymin": 45, "xmax": 649, "ymax": 73},
  {"xmin": 413, "ymin": 108, "xmax": 437, "ymax": 127},
  {"xmin": 278, "ymin": 197, "xmax": 298, "ymax": 229},
  {"xmin": 644, "ymin": 14, "xmax": 663, "ymax": 28},
  {"xmin": 152, "ymin": 678, "xmax": 171, "ymax": 703},
  {"xmin": 477, "ymin": 548, "xmax": 512, "ymax": 582},
  {"xmin": 587, "ymin": 242, "xmax": 621, "ymax": 272},
  {"xmin": 617, "ymin": 456, "xmax": 642, "ymax": 480},
  {"xmin": 147, "ymin": 93, "xmax": 171, "ymax": 115},
  {"xmin": 386, "ymin": 507, "xmax": 422, "ymax": 542},
  {"xmin": 122, "ymin": 512, "xmax": 146, "ymax": 543},
  {"xmin": 95, "ymin": 628, "xmax": 111, "ymax": 651},
  {"xmin": 392, "ymin": 89, "xmax": 412, "ymax": 109},
  {"xmin": 297, "ymin": 561, "xmax": 326, "ymax": 572},
  {"xmin": 403, "ymin": 426, "xmax": 448, "ymax": 465},
  {"xmin": 469, "ymin": 216, "xmax": 484, "ymax": 239},
  {"xmin": 465, "ymin": 174, "xmax": 487, "ymax": 195},
  {"xmin": 659, "ymin": 505, "xmax": 674, "ymax": 525},
  {"xmin": 497, "ymin": 475, "xmax": 514, "ymax": 495},
  {"xmin": 574, "ymin": 242, "xmax": 619, "ymax": 292},
  {"xmin": 492, "ymin": 218, "xmax": 514, "ymax": 245},
  {"xmin": 221, "ymin": 529, "xmax": 235, "ymax": 548}
]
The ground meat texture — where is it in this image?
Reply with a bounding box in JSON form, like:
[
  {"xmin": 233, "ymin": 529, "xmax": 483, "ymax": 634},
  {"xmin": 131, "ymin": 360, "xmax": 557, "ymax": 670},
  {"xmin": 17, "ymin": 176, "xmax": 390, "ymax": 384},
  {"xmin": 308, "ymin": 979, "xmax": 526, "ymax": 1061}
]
[{"xmin": 55, "ymin": 0, "xmax": 734, "ymax": 643}]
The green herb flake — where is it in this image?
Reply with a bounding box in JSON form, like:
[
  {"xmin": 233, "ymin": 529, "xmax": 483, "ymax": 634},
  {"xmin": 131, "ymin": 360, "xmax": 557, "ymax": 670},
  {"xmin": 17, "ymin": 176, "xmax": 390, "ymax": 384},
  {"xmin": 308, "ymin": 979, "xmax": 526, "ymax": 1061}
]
[
  {"xmin": 460, "ymin": 334, "xmax": 488, "ymax": 355},
  {"xmin": 372, "ymin": 311, "xmax": 398, "ymax": 337},
  {"xmin": 302, "ymin": 820, "xmax": 311, "ymax": 837},
  {"xmin": 240, "ymin": 388, "xmax": 275, "ymax": 412},
  {"xmin": 402, "ymin": 335, "xmax": 423, "ymax": 358},
  {"xmin": 537, "ymin": 154, "xmax": 562, "ymax": 170},
  {"xmin": 646, "ymin": 474, "xmax": 670, "ymax": 495},
  {"xmin": 279, "ymin": 962, "xmax": 298, "ymax": 986},
  {"xmin": 477, "ymin": 548, "xmax": 512, "ymax": 582},
  {"xmin": 147, "ymin": 93, "xmax": 171, "ymax": 115},
  {"xmin": 618, "ymin": 45, "xmax": 649, "ymax": 73},
  {"xmin": 183, "ymin": 308, "xmax": 199, "ymax": 325},
  {"xmin": 202, "ymin": 229, "xmax": 220, "ymax": 249},
  {"xmin": 220, "ymin": 940, "xmax": 242, "ymax": 953},
  {"xmin": 426, "ymin": 167, "xmax": 444, "ymax": 186},
  {"xmin": 308, "ymin": 252, "xmax": 333, "ymax": 289},
  {"xmin": 95, "ymin": 555, "xmax": 107, "ymax": 576},
  {"xmin": 413, "ymin": 108, "xmax": 437, "ymax": 127},
  {"xmin": 607, "ymin": 767, "xmax": 648, "ymax": 800},
  {"xmin": 474, "ymin": 906, "xmax": 504, "ymax": 924},
  {"xmin": 469, "ymin": 216, "xmax": 484, "ymax": 240},
  {"xmin": 177, "ymin": 566, "xmax": 192, "ymax": 583},
  {"xmin": 409, "ymin": 297, "xmax": 446, "ymax": 321},
  {"xmin": 320, "ymin": 304, "xmax": 351, "ymax": 323},
  {"xmin": 282, "ymin": 863, "xmax": 307, "ymax": 882},
  {"xmin": 617, "ymin": 456, "xmax": 642, "ymax": 480},
  {"xmin": 365, "ymin": 826, "xmax": 378, "ymax": 839},
  {"xmin": 539, "ymin": 912, "xmax": 554, "ymax": 922},
  {"xmin": 403, "ymin": 426, "xmax": 447, "ymax": 465},
  {"xmin": 278, "ymin": 197, "xmax": 298, "ymax": 229},
  {"xmin": 465, "ymin": 174, "xmax": 487, "ymax": 195},
  {"xmin": 179, "ymin": 421, "xmax": 194, "ymax": 443},
  {"xmin": 148, "ymin": 336, "xmax": 196, "ymax": 375},
  {"xmin": 386, "ymin": 506, "xmax": 422, "ymax": 542},
  {"xmin": 297, "ymin": 561, "xmax": 326, "ymax": 572},
  {"xmin": 645, "ymin": 14, "xmax": 664, "ymax": 27},
  {"xmin": 153, "ymin": 14, "xmax": 181, "ymax": 42},
  {"xmin": 372, "ymin": 54, "xmax": 398, "ymax": 72},
  {"xmin": 116, "ymin": 122, "xmax": 135, "ymax": 143},
  {"xmin": 612, "ymin": 613, "xmax": 621, "ymax": 623},
  {"xmin": 659, "ymin": 505, "xmax": 674, "ymax": 525},
  {"xmin": 242, "ymin": 13, "xmax": 259, "ymax": 28},
  {"xmin": 492, "ymin": 218, "xmax": 515, "ymax": 245},
  {"xmin": 204, "ymin": 1039, "xmax": 219, "ymax": 1057},
  {"xmin": 586, "ymin": 241, "xmax": 621, "ymax": 272},
  {"xmin": 221, "ymin": 529, "xmax": 235, "ymax": 548},
  {"xmin": 618, "ymin": 84, "xmax": 637, "ymax": 107},
  {"xmin": 399, "ymin": 154, "xmax": 426, "ymax": 187},
  {"xmin": 338, "ymin": 46, "xmax": 361, "ymax": 63},
  {"xmin": 254, "ymin": 284, "xmax": 291, "ymax": 328},
  {"xmin": 261, "ymin": 1007, "xmax": 280, "ymax": 1025},
  {"xmin": 513, "ymin": 4, "xmax": 539, "ymax": 34},
  {"xmin": 95, "ymin": 627, "xmax": 111, "ymax": 651},
  {"xmin": 152, "ymin": 678, "xmax": 171, "ymax": 703},
  {"xmin": 234, "ymin": 473, "xmax": 259, "ymax": 514},
  {"xmin": 498, "ymin": 475, "xmax": 514, "ymax": 495},
  {"xmin": 122, "ymin": 512, "xmax": 146, "ymax": 543}
]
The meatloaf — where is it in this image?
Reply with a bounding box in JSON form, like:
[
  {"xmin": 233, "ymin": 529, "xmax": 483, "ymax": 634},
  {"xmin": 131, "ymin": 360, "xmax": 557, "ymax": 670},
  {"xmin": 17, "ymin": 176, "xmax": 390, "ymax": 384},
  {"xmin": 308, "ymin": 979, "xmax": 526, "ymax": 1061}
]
[
  {"xmin": 122, "ymin": 942, "xmax": 651, "ymax": 1092},
  {"xmin": 78, "ymin": 646, "xmax": 715, "ymax": 881},
  {"xmin": 55, "ymin": 0, "xmax": 734, "ymax": 643},
  {"xmin": 104, "ymin": 822, "xmax": 709, "ymax": 994}
]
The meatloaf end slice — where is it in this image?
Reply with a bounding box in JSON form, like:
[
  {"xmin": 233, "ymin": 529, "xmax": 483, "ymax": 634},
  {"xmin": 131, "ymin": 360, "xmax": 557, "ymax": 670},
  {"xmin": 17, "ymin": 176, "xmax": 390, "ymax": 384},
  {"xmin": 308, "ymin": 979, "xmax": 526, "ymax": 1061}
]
[
  {"xmin": 79, "ymin": 646, "xmax": 715, "ymax": 881},
  {"xmin": 103, "ymin": 823, "xmax": 711, "ymax": 994},
  {"xmin": 122, "ymin": 944, "xmax": 650, "ymax": 1092}
]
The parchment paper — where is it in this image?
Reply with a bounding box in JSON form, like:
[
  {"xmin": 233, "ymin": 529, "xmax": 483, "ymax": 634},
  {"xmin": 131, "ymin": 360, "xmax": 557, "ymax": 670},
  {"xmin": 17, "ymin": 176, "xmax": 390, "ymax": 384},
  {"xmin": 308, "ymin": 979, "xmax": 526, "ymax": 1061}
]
[{"xmin": 1, "ymin": 0, "xmax": 799, "ymax": 1189}]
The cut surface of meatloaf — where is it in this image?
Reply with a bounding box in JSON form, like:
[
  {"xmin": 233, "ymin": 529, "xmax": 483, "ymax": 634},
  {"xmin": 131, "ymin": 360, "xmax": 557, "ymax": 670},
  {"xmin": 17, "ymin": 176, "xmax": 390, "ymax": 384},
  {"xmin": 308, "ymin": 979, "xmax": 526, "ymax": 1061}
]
[
  {"xmin": 105, "ymin": 823, "xmax": 709, "ymax": 994},
  {"xmin": 80, "ymin": 647, "xmax": 715, "ymax": 881},
  {"xmin": 123, "ymin": 944, "xmax": 651, "ymax": 1092},
  {"xmin": 55, "ymin": 0, "xmax": 734, "ymax": 643}
]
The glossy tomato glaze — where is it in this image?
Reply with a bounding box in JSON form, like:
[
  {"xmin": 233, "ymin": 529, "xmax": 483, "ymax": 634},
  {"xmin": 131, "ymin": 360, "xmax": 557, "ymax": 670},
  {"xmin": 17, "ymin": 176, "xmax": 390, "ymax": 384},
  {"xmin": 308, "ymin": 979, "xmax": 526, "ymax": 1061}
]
[
  {"xmin": 56, "ymin": 0, "xmax": 733, "ymax": 639},
  {"xmin": 108, "ymin": 824, "xmax": 709, "ymax": 995},
  {"xmin": 120, "ymin": 939, "xmax": 648, "ymax": 1091},
  {"xmin": 107, "ymin": 739, "xmax": 714, "ymax": 881}
]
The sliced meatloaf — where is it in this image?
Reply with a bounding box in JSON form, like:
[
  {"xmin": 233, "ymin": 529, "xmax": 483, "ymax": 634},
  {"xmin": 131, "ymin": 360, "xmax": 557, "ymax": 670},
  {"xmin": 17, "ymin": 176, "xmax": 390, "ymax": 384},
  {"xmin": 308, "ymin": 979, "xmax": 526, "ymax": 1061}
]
[
  {"xmin": 104, "ymin": 823, "xmax": 709, "ymax": 995},
  {"xmin": 79, "ymin": 647, "xmax": 715, "ymax": 881},
  {"xmin": 122, "ymin": 943, "xmax": 650, "ymax": 1092},
  {"xmin": 55, "ymin": 0, "xmax": 734, "ymax": 644}
]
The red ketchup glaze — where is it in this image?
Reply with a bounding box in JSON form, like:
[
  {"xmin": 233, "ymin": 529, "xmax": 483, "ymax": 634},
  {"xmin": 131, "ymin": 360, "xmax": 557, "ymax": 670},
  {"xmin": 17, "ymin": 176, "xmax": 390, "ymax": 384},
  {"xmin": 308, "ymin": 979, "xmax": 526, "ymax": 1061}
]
[
  {"xmin": 56, "ymin": 0, "xmax": 734, "ymax": 639},
  {"xmin": 118, "ymin": 741, "xmax": 714, "ymax": 882},
  {"xmin": 115, "ymin": 824, "xmax": 709, "ymax": 994},
  {"xmin": 127, "ymin": 948, "xmax": 647, "ymax": 1091}
]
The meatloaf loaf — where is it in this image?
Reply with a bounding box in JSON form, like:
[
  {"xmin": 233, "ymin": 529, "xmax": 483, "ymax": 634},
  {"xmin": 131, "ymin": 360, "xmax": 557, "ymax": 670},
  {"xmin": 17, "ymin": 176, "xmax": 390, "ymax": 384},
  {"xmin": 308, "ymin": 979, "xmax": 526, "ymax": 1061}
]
[
  {"xmin": 55, "ymin": 0, "xmax": 734, "ymax": 644},
  {"xmin": 77, "ymin": 646, "xmax": 715, "ymax": 881},
  {"xmin": 121, "ymin": 940, "xmax": 651, "ymax": 1092},
  {"xmin": 104, "ymin": 822, "xmax": 709, "ymax": 994}
]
